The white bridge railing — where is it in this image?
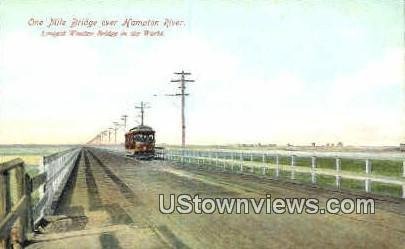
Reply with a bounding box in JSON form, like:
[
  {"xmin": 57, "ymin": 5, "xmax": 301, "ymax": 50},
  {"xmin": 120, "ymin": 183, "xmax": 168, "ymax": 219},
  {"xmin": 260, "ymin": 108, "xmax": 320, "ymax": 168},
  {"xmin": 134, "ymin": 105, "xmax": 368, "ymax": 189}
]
[
  {"xmin": 33, "ymin": 147, "xmax": 81, "ymax": 225},
  {"xmin": 0, "ymin": 147, "xmax": 81, "ymax": 248},
  {"xmin": 163, "ymin": 148, "xmax": 405, "ymax": 199}
]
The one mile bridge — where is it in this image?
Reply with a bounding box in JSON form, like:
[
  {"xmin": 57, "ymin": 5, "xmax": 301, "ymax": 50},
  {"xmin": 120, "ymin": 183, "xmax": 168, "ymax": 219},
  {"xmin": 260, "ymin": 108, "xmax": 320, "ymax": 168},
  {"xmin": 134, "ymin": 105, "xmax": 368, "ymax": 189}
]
[{"xmin": 0, "ymin": 146, "xmax": 404, "ymax": 248}]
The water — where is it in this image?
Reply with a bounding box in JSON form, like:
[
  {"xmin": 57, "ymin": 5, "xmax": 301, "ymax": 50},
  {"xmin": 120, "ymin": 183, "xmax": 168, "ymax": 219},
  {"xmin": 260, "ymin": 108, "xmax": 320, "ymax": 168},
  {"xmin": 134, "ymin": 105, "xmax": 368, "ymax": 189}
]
[{"xmin": 0, "ymin": 144, "xmax": 74, "ymax": 166}]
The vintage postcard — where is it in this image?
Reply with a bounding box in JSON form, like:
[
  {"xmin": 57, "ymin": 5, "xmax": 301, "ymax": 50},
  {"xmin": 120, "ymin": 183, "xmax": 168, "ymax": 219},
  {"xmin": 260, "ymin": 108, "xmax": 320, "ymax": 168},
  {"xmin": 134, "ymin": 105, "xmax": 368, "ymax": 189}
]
[{"xmin": 0, "ymin": 1, "xmax": 404, "ymax": 248}]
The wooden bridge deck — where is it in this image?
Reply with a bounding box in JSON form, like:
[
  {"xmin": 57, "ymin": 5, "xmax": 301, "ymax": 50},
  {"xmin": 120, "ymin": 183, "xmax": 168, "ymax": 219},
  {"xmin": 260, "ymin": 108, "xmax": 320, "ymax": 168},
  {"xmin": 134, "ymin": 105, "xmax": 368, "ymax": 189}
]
[{"xmin": 26, "ymin": 147, "xmax": 405, "ymax": 249}]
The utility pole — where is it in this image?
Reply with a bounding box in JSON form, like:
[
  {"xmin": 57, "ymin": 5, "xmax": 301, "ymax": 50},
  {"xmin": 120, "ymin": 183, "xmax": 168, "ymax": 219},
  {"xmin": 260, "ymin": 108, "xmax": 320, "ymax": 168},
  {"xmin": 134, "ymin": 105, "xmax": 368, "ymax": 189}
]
[
  {"xmin": 113, "ymin": 122, "xmax": 119, "ymax": 144},
  {"xmin": 121, "ymin": 115, "xmax": 128, "ymax": 131},
  {"xmin": 108, "ymin": 127, "xmax": 113, "ymax": 144},
  {"xmin": 169, "ymin": 70, "xmax": 195, "ymax": 147},
  {"xmin": 102, "ymin": 130, "xmax": 108, "ymax": 145},
  {"xmin": 135, "ymin": 101, "xmax": 150, "ymax": 126}
]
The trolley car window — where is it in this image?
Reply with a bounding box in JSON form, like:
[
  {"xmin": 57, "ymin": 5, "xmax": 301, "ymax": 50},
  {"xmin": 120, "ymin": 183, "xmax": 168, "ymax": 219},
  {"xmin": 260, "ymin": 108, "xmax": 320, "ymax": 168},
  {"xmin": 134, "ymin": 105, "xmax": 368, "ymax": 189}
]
[{"xmin": 133, "ymin": 134, "xmax": 155, "ymax": 142}]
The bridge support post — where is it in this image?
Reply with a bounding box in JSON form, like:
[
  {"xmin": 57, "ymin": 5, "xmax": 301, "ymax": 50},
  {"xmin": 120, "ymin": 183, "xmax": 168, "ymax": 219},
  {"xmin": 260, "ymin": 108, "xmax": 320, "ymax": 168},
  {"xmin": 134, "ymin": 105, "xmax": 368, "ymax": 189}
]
[
  {"xmin": 311, "ymin": 156, "xmax": 316, "ymax": 169},
  {"xmin": 336, "ymin": 175, "xmax": 341, "ymax": 189},
  {"xmin": 365, "ymin": 178, "xmax": 371, "ymax": 193},
  {"xmin": 197, "ymin": 153, "xmax": 200, "ymax": 167},
  {"xmin": 275, "ymin": 155, "xmax": 280, "ymax": 178},
  {"xmin": 402, "ymin": 161, "xmax": 405, "ymax": 177},
  {"xmin": 365, "ymin": 159, "xmax": 371, "ymax": 174},
  {"xmin": 311, "ymin": 171, "xmax": 316, "ymax": 184},
  {"xmin": 240, "ymin": 153, "xmax": 243, "ymax": 173},
  {"xmin": 291, "ymin": 155, "xmax": 296, "ymax": 167},
  {"xmin": 336, "ymin": 158, "xmax": 341, "ymax": 171},
  {"xmin": 402, "ymin": 185, "xmax": 405, "ymax": 199}
]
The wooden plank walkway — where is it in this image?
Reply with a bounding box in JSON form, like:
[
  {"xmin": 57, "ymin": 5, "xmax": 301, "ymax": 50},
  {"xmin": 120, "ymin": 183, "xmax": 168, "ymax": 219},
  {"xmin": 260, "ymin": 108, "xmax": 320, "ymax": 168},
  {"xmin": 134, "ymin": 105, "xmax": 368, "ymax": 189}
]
[{"xmin": 25, "ymin": 147, "xmax": 405, "ymax": 249}]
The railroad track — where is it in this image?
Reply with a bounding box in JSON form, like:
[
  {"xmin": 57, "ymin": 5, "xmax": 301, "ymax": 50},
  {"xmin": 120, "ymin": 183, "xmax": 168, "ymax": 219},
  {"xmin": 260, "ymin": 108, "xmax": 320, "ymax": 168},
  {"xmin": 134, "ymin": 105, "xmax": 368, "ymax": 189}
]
[{"xmin": 26, "ymin": 147, "xmax": 405, "ymax": 249}]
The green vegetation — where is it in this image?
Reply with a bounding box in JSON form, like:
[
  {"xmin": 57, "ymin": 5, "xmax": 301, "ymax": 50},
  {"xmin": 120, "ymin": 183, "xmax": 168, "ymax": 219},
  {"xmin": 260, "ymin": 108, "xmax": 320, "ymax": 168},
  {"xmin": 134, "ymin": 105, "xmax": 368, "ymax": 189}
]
[
  {"xmin": 291, "ymin": 172, "xmax": 313, "ymax": 184},
  {"xmin": 294, "ymin": 157, "xmax": 312, "ymax": 167},
  {"xmin": 316, "ymin": 158, "xmax": 336, "ymax": 169},
  {"xmin": 173, "ymin": 150, "xmax": 405, "ymax": 199},
  {"xmin": 340, "ymin": 159, "xmax": 365, "ymax": 173},
  {"xmin": 278, "ymin": 170, "xmax": 292, "ymax": 180},
  {"xmin": 317, "ymin": 175, "xmax": 337, "ymax": 188},
  {"xmin": 267, "ymin": 155, "xmax": 278, "ymax": 164},
  {"xmin": 371, "ymin": 160, "xmax": 402, "ymax": 177},
  {"xmin": 371, "ymin": 182, "xmax": 402, "ymax": 198},
  {"xmin": 183, "ymin": 152, "xmax": 404, "ymax": 199},
  {"xmin": 278, "ymin": 156, "xmax": 290, "ymax": 166},
  {"xmin": 265, "ymin": 168, "xmax": 276, "ymax": 177},
  {"xmin": 340, "ymin": 178, "xmax": 364, "ymax": 192}
]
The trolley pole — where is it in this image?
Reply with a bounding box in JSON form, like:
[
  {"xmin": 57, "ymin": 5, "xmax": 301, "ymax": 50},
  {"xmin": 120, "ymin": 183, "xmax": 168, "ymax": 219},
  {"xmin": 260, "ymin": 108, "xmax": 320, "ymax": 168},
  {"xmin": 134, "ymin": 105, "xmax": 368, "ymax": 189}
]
[
  {"xmin": 135, "ymin": 102, "xmax": 150, "ymax": 126},
  {"xmin": 169, "ymin": 70, "xmax": 195, "ymax": 147}
]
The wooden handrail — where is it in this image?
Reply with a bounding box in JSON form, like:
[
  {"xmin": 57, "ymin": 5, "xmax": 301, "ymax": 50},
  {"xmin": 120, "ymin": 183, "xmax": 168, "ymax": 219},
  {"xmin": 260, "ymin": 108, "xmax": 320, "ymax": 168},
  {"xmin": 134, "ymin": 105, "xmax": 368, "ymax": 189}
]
[
  {"xmin": 0, "ymin": 159, "xmax": 23, "ymax": 174},
  {"xmin": 0, "ymin": 148, "xmax": 80, "ymax": 249},
  {"xmin": 0, "ymin": 158, "xmax": 46, "ymax": 249},
  {"xmin": 0, "ymin": 196, "xmax": 27, "ymax": 239}
]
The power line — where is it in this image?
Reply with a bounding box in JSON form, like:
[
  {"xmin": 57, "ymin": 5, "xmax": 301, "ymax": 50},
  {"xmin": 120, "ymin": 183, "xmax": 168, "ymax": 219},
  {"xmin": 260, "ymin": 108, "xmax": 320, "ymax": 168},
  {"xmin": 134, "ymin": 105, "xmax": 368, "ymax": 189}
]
[{"xmin": 169, "ymin": 70, "xmax": 195, "ymax": 147}]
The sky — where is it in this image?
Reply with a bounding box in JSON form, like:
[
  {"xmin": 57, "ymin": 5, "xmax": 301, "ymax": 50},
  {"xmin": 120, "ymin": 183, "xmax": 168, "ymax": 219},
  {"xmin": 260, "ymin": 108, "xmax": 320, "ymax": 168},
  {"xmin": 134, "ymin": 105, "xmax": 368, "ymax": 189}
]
[{"xmin": 0, "ymin": 0, "xmax": 403, "ymax": 146}]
